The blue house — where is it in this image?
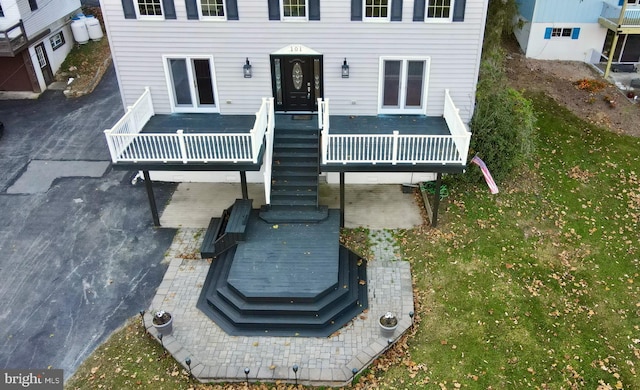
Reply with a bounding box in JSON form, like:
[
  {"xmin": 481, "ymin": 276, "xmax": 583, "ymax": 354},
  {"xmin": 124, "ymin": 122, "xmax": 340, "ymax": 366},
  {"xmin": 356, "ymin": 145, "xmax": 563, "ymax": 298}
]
[{"xmin": 514, "ymin": 0, "xmax": 640, "ymax": 76}]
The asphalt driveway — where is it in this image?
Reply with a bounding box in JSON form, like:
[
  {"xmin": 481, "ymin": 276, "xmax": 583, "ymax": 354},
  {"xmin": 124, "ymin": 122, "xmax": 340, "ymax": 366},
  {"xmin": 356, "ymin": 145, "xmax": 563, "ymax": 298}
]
[{"xmin": 0, "ymin": 66, "xmax": 176, "ymax": 379}]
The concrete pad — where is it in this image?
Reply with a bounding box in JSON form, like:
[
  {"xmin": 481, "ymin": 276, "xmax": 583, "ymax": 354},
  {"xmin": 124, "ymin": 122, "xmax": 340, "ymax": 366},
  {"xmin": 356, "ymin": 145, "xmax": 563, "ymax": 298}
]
[
  {"xmin": 159, "ymin": 183, "xmax": 266, "ymax": 228},
  {"xmin": 160, "ymin": 182, "xmax": 422, "ymax": 229},
  {"xmin": 7, "ymin": 160, "xmax": 110, "ymax": 194}
]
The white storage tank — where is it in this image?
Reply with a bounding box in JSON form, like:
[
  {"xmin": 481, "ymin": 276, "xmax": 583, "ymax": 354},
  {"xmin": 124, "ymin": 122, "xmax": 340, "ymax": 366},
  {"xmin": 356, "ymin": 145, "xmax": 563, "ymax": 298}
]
[
  {"xmin": 85, "ymin": 15, "xmax": 103, "ymax": 41},
  {"xmin": 71, "ymin": 17, "xmax": 89, "ymax": 44}
]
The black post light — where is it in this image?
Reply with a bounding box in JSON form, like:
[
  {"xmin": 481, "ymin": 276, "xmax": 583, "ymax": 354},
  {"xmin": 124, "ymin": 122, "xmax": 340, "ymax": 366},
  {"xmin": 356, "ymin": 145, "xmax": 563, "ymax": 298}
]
[
  {"xmin": 292, "ymin": 364, "xmax": 299, "ymax": 385},
  {"xmin": 185, "ymin": 357, "xmax": 192, "ymax": 376},
  {"xmin": 244, "ymin": 367, "xmax": 250, "ymax": 383}
]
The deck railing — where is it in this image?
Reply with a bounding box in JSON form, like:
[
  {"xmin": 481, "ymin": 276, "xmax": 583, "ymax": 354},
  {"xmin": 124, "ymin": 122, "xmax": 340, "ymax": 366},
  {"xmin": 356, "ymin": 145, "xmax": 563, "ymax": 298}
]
[
  {"xmin": 319, "ymin": 98, "xmax": 331, "ymax": 163},
  {"xmin": 321, "ymin": 91, "xmax": 470, "ymax": 165},
  {"xmin": 262, "ymin": 98, "xmax": 275, "ymax": 204},
  {"xmin": 104, "ymin": 89, "xmax": 271, "ymax": 164},
  {"xmin": 443, "ymin": 89, "xmax": 472, "ymax": 163},
  {"xmin": 601, "ymin": 2, "xmax": 640, "ymax": 26},
  {"xmin": 104, "ymin": 87, "xmax": 154, "ymax": 163},
  {"xmin": 0, "ymin": 20, "xmax": 28, "ymax": 56}
]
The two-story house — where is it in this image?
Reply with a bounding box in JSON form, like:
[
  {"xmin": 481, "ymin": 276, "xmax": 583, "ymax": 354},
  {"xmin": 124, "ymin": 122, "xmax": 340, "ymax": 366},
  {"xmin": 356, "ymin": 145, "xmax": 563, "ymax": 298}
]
[
  {"xmin": 100, "ymin": 0, "xmax": 487, "ymax": 338},
  {"xmin": 514, "ymin": 0, "xmax": 640, "ymax": 76},
  {"xmin": 0, "ymin": 0, "xmax": 81, "ymax": 93}
]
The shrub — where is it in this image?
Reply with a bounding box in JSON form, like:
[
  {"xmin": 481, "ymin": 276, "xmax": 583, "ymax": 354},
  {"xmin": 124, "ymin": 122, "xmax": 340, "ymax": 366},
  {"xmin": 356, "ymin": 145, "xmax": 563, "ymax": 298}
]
[
  {"xmin": 466, "ymin": 69, "xmax": 536, "ymax": 184},
  {"xmin": 574, "ymin": 78, "xmax": 607, "ymax": 93}
]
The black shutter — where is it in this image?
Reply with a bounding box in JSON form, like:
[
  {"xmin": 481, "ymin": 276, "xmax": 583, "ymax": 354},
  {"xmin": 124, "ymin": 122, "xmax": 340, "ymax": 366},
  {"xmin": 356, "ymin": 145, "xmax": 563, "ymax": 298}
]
[
  {"xmin": 162, "ymin": 0, "xmax": 176, "ymax": 19},
  {"xmin": 390, "ymin": 0, "xmax": 402, "ymax": 21},
  {"xmin": 453, "ymin": 0, "xmax": 466, "ymax": 21},
  {"xmin": 29, "ymin": 0, "xmax": 38, "ymax": 11},
  {"xmin": 413, "ymin": 0, "xmax": 425, "ymax": 21},
  {"xmin": 185, "ymin": 0, "xmax": 199, "ymax": 19},
  {"xmin": 122, "ymin": 0, "xmax": 136, "ymax": 19},
  {"xmin": 268, "ymin": 0, "xmax": 280, "ymax": 20},
  {"xmin": 309, "ymin": 0, "xmax": 320, "ymax": 20},
  {"xmin": 351, "ymin": 0, "xmax": 362, "ymax": 21},
  {"xmin": 227, "ymin": 0, "xmax": 239, "ymax": 20}
]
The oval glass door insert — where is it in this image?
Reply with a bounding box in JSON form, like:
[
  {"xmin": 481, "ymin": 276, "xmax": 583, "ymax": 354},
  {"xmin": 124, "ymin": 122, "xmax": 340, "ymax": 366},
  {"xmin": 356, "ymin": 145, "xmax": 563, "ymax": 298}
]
[{"xmin": 292, "ymin": 62, "xmax": 303, "ymax": 90}]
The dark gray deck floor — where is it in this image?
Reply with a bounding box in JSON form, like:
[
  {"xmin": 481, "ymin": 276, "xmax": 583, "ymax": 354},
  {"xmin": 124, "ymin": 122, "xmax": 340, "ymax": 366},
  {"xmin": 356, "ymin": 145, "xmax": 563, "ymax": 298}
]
[
  {"xmin": 228, "ymin": 210, "xmax": 340, "ymax": 299},
  {"xmin": 140, "ymin": 113, "xmax": 448, "ymax": 136}
]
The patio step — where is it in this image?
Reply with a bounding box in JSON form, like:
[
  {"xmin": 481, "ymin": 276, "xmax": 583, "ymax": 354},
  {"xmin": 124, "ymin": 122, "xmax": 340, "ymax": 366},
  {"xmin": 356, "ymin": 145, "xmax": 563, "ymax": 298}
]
[
  {"xmin": 199, "ymin": 199, "xmax": 252, "ymax": 259},
  {"xmin": 197, "ymin": 245, "xmax": 368, "ymax": 336}
]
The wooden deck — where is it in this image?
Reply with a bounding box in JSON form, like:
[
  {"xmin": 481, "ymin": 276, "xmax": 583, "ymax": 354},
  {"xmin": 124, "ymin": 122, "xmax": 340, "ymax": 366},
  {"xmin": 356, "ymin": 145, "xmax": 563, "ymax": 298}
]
[{"xmin": 228, "ymin": 209, "xmax": 340, "ymax": 300}]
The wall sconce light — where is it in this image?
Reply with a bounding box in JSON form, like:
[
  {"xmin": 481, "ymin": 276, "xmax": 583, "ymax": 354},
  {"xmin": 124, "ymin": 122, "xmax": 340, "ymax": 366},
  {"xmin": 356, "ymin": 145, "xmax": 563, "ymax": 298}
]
[
  {"xmin": 342, "ymin": 58, "xmax": 349, "ymax": 78},
  {"xmin": 243, "ymin": 58, "xmax": 252, "ymax": 78}
]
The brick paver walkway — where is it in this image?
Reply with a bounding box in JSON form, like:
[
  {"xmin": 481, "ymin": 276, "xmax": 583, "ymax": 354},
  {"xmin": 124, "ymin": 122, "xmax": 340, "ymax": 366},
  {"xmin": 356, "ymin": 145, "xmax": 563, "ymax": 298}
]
[{"xmin": 144, "ymin": 228, "xmax": 414, "ymax": 386}]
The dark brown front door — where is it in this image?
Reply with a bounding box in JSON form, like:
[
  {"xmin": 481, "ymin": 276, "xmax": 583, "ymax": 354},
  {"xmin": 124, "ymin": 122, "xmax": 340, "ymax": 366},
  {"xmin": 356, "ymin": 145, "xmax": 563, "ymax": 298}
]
[
  {"xmin": 271, "ymin": 55, "xmax": 323, "ymax": 112},
  {"xmin": 34, "ymin": 43, "xmax": 54, "ymax": 85}
]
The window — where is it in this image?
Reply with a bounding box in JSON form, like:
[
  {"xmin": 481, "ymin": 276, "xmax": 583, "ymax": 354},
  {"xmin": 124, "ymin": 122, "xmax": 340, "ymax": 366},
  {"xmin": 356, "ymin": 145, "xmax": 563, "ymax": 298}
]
[
  {"xmin": 29, "ymin": 0, "xmax": 38, "ymax": 11},
  {"xmin": 199, "ymin": 0, "xmax": 225, "ymax": 19},
  {"xmin": 282, "ymin": 0, "xmax": 306, "ymax": 19},
  {"xmin": 378, "ymin": 57, "xmax": 429, "ymax": 114},
  {"xmin": 49, "ymin": 32, "xmax": 65, "ymax": 51},
  {"xmin": 544, "ymin": 27, "xmax": 580, "ymax": 40},
  {"xmin": 365, "ymin": 0, "xmax": 389, "ymax": 20},
  {"xmin": 163, "ymin": 56, "xmax": 219, "ymax": 113},
  {"xmin": 137, "ymin": 0, "xmax": 163, "ymax": 17},
  {"xmin": 426, "ymin": 0, "xmax": 452, "ymax": 21}
]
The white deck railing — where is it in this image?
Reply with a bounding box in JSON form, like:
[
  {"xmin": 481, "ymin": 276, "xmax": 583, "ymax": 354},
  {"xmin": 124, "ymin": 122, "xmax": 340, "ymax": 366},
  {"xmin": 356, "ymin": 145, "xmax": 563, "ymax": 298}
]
[
  {"xmin": 262, "ymin": 98, "xmax": 276, "ymax": 204},
  {"xmin": 104, "ymin": 89, "xmax": 271, "ymax": 164},
  {"xmin": 104, "ymin": 87, "xmax": 154, "ymax": 163},
  {"xmin": 443, "ymin": 89, "xmax": 472, "ymax": 163},
  {"xmin": 321, "ymin": 90, "xmax": 471, "ymax": 165},
  {"xmin": 601, "ymin": 2, "xmax": 640, "ymax": 26}
]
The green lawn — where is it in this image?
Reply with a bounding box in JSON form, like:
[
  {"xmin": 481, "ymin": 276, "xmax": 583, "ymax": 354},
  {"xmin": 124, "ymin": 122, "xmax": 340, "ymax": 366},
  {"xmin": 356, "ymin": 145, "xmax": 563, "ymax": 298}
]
[{"xmin": 66, "ymin": 93, "xmax": 640, "ymax": 389}]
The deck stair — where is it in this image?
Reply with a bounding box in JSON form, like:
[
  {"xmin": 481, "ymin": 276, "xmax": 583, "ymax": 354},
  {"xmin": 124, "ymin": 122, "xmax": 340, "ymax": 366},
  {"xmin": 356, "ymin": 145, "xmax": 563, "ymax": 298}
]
[
  {"xmin": 197, "ymin": 242, "xmax": 368, "ymax": 337},
  {"xmin": 260, "ymin": 127, "xmax": 328, "ymax": 223},
  {"xmin": 200, "ymin": 199, "xmax": 252, "ymax": 259}
]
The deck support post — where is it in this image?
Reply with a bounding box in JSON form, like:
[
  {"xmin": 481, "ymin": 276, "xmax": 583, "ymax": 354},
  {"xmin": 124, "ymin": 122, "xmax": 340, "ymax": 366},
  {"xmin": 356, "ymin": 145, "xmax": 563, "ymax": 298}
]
[
  {"xmin": 340, "ymin": 172, "xmax": 345, "ymax": 228},
  {"xmin": 431, "ymin": 173, "xmax": 442, "ymax": 228},
  {"xmin": 240, "ymin": 171, "xmax": 248, "ymax": 200},
  {"xmin": 143, "ymin": 170, "xmax": 160, "ymax": 227}
]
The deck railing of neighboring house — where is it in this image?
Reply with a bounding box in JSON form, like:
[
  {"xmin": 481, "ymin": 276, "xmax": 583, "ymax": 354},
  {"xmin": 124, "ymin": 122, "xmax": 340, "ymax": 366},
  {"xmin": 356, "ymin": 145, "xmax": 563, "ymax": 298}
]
[
  {"xmin": 0, "ymin": 20, "xmax": 28, "ymax": 56},
  {"xmin": 601, "ymin": 2, "xmax": 640, "ymax": 26},
  {"xmin": 320, "ymin": 90, "xmax": 470, "ymax": 165},
  {"xmin": 262, "ymin": 98, "xmax": 276, "ymax": 204},
  {"xmin": 104, "ymin": 89, "xmax": 271, "ymax": 164}
]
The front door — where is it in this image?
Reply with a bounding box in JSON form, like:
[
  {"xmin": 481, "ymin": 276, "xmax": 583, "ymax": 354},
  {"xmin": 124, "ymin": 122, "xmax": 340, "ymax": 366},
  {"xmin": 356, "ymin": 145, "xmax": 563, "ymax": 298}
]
[
  {"xmin": 34, "ymin": 43, "xmax": 53, "ymax": 86},
  {"xmin": 271, "ymin": 55, "xmax": 323, "ymax": 112}
]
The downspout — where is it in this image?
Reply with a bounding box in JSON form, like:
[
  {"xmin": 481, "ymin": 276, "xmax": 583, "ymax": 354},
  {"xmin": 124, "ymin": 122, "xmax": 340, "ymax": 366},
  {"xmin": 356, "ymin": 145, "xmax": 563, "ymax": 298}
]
[{"xmin": 605, "ymin": 1, "xmax": 628, "ymax": 78}]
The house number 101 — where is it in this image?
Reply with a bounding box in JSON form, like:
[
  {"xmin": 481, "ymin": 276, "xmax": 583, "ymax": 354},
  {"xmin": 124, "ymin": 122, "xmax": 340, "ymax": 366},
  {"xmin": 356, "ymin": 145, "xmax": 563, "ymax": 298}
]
[{"xmin": 290, "ymin": 45, "xmax": 303, "ymax": 52}]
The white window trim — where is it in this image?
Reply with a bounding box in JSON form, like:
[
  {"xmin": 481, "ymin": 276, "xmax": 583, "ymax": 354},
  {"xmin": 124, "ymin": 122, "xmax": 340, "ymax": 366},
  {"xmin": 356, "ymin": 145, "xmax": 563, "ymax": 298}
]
[
  {"xmin": 377, "ymin": 56, "xmax": 430, "ymax": 115},
  {"xmin": 280, "ymin": 0, "xmax": 308, "ymax": 21},
  {"xmin": 550, "ymin": 27, "xmax": 574, "ymax": 38},
  {"xmin": 424, "ymin": 0, "xmax": 454, "ymax": 23},
  {"xmin": 198, "ymin": 0, "xmax": 227, "ymax": 21},
  {"xmin": 162, "ymin": 55, "xmax": 220, "ymax": 114},
  {"xmin": 135, "ymin": 0, "xmax": 164, "ymax": 20},
  {"xmin": 363, "ymin": 0, "xmax": 391, "ymax": 22}
]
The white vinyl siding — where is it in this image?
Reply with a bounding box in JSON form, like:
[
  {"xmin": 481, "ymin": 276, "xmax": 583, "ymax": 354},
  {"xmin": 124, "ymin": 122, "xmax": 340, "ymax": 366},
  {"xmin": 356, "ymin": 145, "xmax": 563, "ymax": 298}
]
[{"xmin": 102, "ymin": 0, "xmax": 488, "ymax": 122}]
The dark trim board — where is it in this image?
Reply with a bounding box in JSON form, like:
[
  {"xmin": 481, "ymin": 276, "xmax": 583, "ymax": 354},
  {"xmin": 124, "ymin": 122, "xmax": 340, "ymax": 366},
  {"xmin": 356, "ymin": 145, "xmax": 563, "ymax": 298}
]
[{"xmin": 321, "ymin": 163, "xmax": 467, "ymax": 174}]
